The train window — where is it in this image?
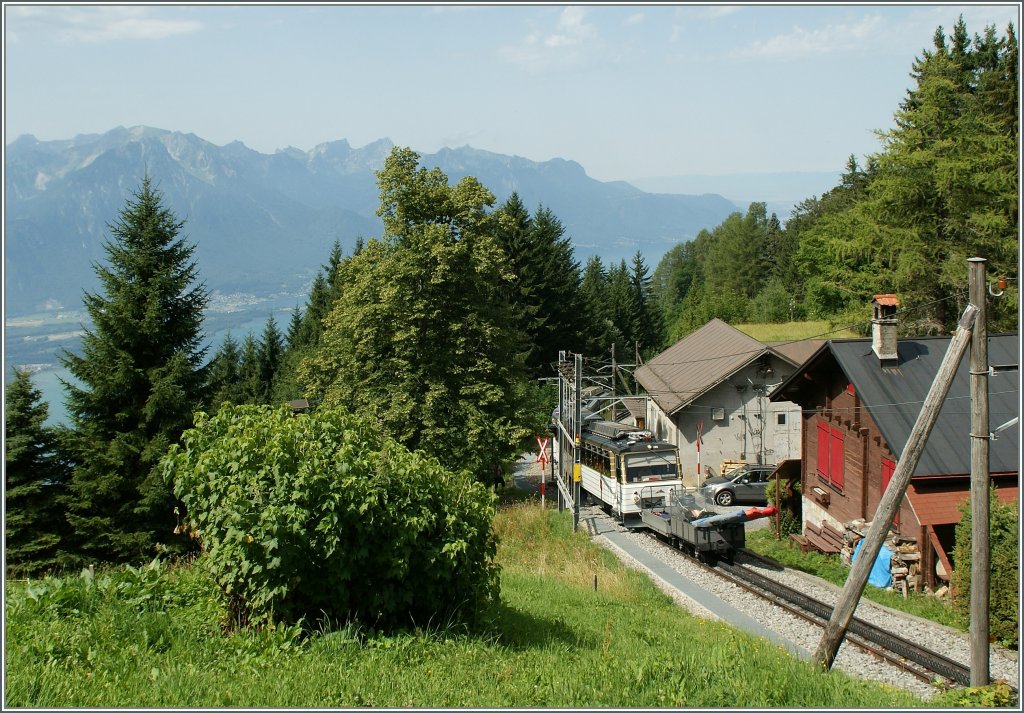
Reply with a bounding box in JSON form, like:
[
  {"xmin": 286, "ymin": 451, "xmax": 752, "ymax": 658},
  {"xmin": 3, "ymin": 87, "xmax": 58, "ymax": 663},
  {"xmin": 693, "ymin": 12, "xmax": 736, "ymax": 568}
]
[
  {"xmin": 583, "ymin": 443, "xmax": 611, "ymax": 476},
  {"xmin": 624, "ymin": 451, "xmax": 678, "ymax": 482}
]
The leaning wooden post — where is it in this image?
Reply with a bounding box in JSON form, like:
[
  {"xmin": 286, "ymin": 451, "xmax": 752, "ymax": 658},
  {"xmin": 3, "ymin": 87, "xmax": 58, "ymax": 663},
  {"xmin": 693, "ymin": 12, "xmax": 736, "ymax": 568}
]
[
  {"xmin": 968, "ymin": 257, "xmax": 990, "ymax": 686},
  {"xmin": 812, "ymin": 302, "xmax": 978, "ymax": 672}
]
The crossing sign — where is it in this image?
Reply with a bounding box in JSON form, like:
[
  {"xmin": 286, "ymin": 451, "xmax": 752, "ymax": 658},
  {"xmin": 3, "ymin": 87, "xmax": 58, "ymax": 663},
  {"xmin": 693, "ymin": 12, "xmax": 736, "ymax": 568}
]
[{"xmin": 536, "ymin": 435, "xmax": 550, "ymax": 470}]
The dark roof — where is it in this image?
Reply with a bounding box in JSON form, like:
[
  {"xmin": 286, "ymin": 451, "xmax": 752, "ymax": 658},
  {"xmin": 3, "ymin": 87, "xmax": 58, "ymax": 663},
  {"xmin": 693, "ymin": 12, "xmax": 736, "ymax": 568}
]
[
  {"xmin": 620, "ymin": 397, "xmax": 647, "ymax": 420},
  {"xmin": 635, "ymin": 319, "xmax": 794, "ymax": 416},
  {"xmin": 767, "ymin": 339, "xmax": 826, "ymax": 368},
  {"xmin": 773, "ymin": 334, "xmax": 1020, "ymax": 476}
]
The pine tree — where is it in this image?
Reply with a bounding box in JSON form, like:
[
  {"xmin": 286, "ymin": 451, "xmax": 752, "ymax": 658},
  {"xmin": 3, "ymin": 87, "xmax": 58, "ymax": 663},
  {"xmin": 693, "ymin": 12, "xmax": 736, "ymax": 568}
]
[
  {"xmin": 580, "ymin": 255, "xmax": 619, "ymax": 355},
  {"xmin": 257, "ymin": 315, "xmax": 284, "ymax": 403},
  {"xmin": 629, "ymin": 250, "xmax": 665, "ymax": 357},
  {"xmin": 208, "ymin": 333, "xmax": 243, "ymax": 410},
  {"xmin": 607, "ymin": 260, "xmax": 640, "ymax": 356},
  {"xmin": 5, "ymin": 368, "xmax": 69, "ymax": 576},
  {"xmin": 494, "ymin": 195, "xmax": 588, "ymax": 376},
  {"xmin": 59, "ymin": 176, "xmax": 208, "ymax": 563},
  {"xmin": 238, "ymin": 333, "xmax": 263, "ymax": 404}
]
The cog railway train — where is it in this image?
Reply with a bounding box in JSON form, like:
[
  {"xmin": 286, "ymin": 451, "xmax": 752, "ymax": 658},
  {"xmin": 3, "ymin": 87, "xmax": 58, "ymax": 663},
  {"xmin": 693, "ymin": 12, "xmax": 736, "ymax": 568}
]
[{"xmin": 553, "ymin": 416, "xmax": 776, "ymax": 564}]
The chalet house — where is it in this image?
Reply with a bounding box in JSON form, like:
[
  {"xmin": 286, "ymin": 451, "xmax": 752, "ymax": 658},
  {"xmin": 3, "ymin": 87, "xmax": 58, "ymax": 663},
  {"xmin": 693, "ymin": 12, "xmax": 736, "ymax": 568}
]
[
  {"xmin": 769, "ymin": 296, "xmax": 1020, "ymax": 590},
  {"xmin": 634, "ymin": 318, "xmax": 822, "ymax": 489}
]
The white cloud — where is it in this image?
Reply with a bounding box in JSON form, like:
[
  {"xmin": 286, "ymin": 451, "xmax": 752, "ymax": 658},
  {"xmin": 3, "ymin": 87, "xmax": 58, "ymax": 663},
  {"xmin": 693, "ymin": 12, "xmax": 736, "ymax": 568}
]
[
  {"xmin": 626, "ymin": 12, "xmax": 645, "ymax": 26},
  {"xmin": 675, "ymin": 6, "xmax": 742, "ymax": 22},
  {"xmin": 500, "ymin": 6, "xmax": 599, "ymax": 72},
  {"xmin": 6, "ymin": 6, "xmax": 202, "ymax": 43},
  {"xmin": 735, "ymin": 15, "xmax": 883, "ymax": 60}
]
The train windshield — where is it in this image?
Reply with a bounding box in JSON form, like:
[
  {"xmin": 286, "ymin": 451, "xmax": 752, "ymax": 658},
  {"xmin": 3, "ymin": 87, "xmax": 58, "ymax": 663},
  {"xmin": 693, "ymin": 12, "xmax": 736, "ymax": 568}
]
[{"xmin": 624, "ymin": 451, "xmax": 677, "ymax": 482}]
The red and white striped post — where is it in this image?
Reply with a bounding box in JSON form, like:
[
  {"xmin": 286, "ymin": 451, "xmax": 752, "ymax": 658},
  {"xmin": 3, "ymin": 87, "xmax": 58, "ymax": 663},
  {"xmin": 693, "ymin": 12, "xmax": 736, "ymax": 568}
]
[{"xmin": 696, "ymin": 420, "xmax": 704, "ymax": 482}]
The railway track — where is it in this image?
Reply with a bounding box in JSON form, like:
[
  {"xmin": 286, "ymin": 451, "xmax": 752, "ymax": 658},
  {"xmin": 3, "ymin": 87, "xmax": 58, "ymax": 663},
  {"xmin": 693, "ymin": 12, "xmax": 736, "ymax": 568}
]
[
  {"xmin": 716, "ymin": 558, "xmax": 974, "ymax": 687},
  {"xmin": 643, "ymin": 530, "xmax": 1006, "ymax": 690}
]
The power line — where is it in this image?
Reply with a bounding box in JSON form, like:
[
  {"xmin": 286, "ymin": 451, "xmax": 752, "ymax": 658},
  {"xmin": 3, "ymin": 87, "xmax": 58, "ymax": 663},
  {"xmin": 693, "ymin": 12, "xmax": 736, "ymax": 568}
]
[{"xmin": 637, "ymin": 289, "xmax": 971, "ymax": 369}]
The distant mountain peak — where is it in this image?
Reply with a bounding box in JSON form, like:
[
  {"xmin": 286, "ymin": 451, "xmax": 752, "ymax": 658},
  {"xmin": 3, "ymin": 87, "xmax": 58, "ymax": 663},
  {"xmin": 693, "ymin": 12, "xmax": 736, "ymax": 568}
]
[{"xmin": 5, "ymin": 126, "xmax": 739, "ymax": 317}]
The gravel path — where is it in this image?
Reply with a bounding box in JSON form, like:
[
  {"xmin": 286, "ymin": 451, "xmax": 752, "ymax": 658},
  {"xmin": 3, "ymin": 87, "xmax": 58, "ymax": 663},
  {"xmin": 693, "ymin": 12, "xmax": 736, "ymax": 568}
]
[{"xmin": 510, "ymin": 454, "xmax": 1020, "ymax": 701}]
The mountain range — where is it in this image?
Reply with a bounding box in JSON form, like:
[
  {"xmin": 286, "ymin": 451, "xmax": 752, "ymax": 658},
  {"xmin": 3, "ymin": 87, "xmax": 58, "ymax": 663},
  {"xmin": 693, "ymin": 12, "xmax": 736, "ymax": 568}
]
[{"xmin": 4, "ymin": 126, "xmax": 753, "ymax": 318}]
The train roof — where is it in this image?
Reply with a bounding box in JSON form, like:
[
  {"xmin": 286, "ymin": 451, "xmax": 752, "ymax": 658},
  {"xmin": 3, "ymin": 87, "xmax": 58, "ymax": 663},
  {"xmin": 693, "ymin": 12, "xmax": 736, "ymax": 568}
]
[{"xmin": 580, "ymin": 420, "xmax": 676, "ymax": 454}]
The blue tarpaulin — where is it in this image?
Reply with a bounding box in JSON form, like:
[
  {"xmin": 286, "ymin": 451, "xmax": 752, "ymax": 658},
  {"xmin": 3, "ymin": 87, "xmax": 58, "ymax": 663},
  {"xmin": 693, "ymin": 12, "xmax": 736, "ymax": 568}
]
[{"xmin": 853, "ymin": 538, "xmax": 893, "ymax": 589}]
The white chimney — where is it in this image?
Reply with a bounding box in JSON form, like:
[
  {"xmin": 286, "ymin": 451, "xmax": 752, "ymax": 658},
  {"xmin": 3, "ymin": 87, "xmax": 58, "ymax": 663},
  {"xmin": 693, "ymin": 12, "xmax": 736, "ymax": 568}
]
[{"xmin": 871, "ymin": 294, "xmax": 899, "ymax": 365}]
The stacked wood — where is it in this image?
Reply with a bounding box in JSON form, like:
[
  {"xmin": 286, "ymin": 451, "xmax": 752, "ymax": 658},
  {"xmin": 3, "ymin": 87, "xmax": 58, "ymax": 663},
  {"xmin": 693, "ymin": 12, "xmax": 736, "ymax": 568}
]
[{"xmin": 890, "ymin": 540, "xmax": 922, "ymax": 595}]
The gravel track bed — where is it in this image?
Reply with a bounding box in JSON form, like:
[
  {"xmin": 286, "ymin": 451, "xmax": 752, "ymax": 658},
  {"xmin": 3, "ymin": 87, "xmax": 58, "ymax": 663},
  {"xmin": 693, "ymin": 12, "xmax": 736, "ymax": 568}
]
[{"xmin": 583, "ymin": 505, "xmax": 1019, "ymax": 701}]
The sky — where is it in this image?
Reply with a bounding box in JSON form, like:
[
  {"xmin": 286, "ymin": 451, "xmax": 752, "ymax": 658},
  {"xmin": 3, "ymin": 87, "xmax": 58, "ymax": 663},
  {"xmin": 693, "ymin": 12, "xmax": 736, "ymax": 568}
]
[{"xmin": 3, "ymin": 2, "xmax": 1021, "ymax": 183}]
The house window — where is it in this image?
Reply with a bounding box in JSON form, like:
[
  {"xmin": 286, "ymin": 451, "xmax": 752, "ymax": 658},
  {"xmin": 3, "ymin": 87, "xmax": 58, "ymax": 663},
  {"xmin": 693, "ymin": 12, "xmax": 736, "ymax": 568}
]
[
  {"xmin": 777, "ymin": 413, "xmax": 786, "ymax": 425},
  {"xmin": 882, "ymin": 457, "xmax": 899, "ymax": 529},
  {"xmin": 816, "ymin": 420, "xmax": 845, "ymax": 490}
]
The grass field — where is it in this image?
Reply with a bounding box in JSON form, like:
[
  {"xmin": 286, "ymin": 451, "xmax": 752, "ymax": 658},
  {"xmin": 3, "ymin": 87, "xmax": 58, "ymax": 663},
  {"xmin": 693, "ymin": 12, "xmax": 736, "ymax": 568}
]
[
  {"xmin": 3, "ymin": 501, "xmax": 959, "ymax": 708},
  {"xmin": 734, "ymin": 320, "xmax": 863, "ymax": 342}
]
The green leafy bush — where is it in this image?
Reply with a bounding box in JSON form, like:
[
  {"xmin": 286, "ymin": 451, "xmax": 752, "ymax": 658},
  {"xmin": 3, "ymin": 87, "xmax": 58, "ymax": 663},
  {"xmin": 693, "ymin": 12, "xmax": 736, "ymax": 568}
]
[
  {"xmin": 951, "ymin": 488, "xmax": 1018, "ymax": 649},
  {"xmin": 766, "ymin": 476, "xmax": 802, "ymax": 538},
  {"xmin": 162, "ymin": 404, "xmax": 500, "ymax": 631},
  {"xmin": 932, "ymin": 681, "xmax": 1018, "ymax": 708}
]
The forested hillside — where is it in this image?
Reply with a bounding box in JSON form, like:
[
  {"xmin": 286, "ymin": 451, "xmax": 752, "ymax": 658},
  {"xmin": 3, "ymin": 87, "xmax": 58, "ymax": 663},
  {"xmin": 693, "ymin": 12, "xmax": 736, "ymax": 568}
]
[{"xmin": 652, "ymin": 17, "xmax": 1019, "ymax": 341}]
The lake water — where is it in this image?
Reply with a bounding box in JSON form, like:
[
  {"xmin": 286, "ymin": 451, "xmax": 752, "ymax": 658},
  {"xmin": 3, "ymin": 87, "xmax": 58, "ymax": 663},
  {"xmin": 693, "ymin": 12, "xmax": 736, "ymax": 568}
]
[{"xmin": 5, "ymin": 289, "xmax": 309, "ymax": 427}]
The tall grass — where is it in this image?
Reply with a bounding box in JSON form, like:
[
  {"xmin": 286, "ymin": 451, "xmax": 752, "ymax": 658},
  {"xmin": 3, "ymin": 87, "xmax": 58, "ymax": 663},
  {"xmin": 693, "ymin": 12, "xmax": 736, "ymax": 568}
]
[
  {"xmin": 734, "ymin": 320, "xmax": 861, "ymax": 342},
  {"xmin": 5, "ymin": 502, "xmax": 938, "ymax": 708}
]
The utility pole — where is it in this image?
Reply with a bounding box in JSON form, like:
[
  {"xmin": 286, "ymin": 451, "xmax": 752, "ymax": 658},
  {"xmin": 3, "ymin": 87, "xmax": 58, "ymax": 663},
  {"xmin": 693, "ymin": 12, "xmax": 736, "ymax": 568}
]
[
  {"xmin": 968, "ymin": 257, "xmax": 990, "ymax": 686},
  {"xmin": 573, "ymin": 352, "xmax": 582, "ymax": 532},
  {"xmin": 611, "ymin": 342, "xmax": 617, "ymax": 422},
  {"xmin": 554, "ymin": 350, "xmax": 582, "ymax": 531},
  {"xmin": 813, "ymin": 301, "xmax": 978, "ymax": 672}
]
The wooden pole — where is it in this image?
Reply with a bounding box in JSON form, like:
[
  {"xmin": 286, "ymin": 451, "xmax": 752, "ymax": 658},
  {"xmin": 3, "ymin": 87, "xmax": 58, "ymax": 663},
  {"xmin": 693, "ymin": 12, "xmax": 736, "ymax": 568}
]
[
  {"xmin": 775, "ymin": 473, "xmax": 781, "ymax": 541},
  {"xmin": 968, "ymin": 257, "xmax": 990, "ymax": 686},
  {"xmin": 812, "ymin": 302, "xmax": 978, "ymax": 672}
]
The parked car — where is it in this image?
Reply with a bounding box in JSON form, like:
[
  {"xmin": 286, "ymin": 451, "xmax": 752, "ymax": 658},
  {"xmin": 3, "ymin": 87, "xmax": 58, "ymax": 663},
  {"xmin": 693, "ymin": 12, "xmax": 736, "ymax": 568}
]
[{"xmin": 699, "ymin": 464, "xmax": 777, "ymax": 506}]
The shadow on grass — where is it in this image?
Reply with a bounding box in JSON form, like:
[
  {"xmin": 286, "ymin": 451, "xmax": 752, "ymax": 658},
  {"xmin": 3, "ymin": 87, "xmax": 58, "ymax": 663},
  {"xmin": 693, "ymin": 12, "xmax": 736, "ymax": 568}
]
[
  {"xmin": 496, "ymin": 486, "xmax": 539, "ymax": 507},
  {"xmin": 481, "ymin": 601, "xmax": 594, "ymax": 651}
]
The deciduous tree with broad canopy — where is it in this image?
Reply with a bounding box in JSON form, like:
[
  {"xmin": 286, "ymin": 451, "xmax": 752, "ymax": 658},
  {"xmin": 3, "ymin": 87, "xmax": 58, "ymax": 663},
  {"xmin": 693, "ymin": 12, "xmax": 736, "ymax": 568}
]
[{"xmin": 299, "ymin": 147, "xmax": 538, "ymax": 482}]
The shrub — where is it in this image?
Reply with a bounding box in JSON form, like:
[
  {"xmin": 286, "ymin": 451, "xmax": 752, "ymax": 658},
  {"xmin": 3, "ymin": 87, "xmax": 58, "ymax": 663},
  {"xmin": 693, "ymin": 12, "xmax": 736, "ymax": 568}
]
[
  {"xmin": 950, "ymin": 487, "xmax": 1018, "ymax": 649},
  {"xmin": 766, "ymin": 476, "xmax": 802, "ymax": 538},
  {"xmin": 162, "ymin": 404, "xmax": 500, "ymax": 631}
]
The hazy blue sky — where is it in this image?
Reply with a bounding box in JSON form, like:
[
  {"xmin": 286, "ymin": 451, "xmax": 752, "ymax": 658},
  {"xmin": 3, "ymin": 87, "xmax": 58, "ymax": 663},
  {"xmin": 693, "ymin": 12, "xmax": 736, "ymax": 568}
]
[{"xmin": 4, "ymin": 3, "xmax": 1020, "ymax": 182}]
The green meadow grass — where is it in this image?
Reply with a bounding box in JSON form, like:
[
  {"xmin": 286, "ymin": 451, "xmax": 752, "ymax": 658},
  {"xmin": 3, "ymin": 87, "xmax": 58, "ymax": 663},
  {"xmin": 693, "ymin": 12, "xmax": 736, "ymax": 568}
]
[
  {"xmin": 5, "ymin": 502, "xmax": 937, "ymax": 708},
  {"xmin": 735, "ymin": 320, "xmax": 862, "ymax": 342}
]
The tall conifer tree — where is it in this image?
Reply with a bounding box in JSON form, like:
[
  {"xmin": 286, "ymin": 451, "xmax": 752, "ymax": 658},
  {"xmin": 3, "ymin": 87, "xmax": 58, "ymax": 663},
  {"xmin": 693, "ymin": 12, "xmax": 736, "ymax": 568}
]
[
  {"xmin": 59, "ymin": 176, "xmax": 208, "ymax": 563},
  {"xmin": 5, "ymin": 369, "xmax": 69, "ymax": 575}
]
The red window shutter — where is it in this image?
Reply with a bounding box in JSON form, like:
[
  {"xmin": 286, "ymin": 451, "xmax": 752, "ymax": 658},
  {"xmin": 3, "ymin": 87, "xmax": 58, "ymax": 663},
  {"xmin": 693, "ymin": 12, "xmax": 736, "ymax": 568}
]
[
  {"xmin": 816, "ymin": 421, "xmax": 830, "ymax": 478},
  {"xmin": 829, "ymin": 426, "xmax": 845, "ymax": 489},
  {"xmin": 882, "ymin": 457, "xmax": 898, "ymax": 527}
]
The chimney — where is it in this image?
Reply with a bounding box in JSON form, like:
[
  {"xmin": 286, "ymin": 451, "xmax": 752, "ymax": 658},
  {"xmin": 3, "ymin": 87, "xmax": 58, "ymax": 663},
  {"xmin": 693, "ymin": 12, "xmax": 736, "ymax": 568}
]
[{"xmin": 871, "ymin": 294, "xmax": 899, "ymax": 365}]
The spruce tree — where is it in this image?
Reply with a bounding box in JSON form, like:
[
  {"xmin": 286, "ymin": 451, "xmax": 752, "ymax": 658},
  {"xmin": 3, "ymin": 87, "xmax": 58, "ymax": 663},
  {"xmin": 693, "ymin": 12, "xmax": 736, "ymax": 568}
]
[
  {"xmin": 629, "ymin": 250, "xmax": 666, "ymax": 357},
  {"xmin": 208, "ymin": 332, "xmax": 243, "ymax": 410},
  {"xmin": 238, "ymin": 333, "xmax": 263, "ymax": 404},
  {"xmin": 494, "ymin": 195, "xmax": 588, "ymax": 376},
  {"xmin": 59, "ymin": 176, "xmax": 208, "ymax": 563},
  {"xmin": 257, "ymin": 315, "xmax": 285, "ymax": 403},
  {"xmin": 580, "ymin": 255, "xmax": 619, "ymax": 355},
  {"xmin": 5, "ymin": 368, "xmax": 69, "ymax": 576}
]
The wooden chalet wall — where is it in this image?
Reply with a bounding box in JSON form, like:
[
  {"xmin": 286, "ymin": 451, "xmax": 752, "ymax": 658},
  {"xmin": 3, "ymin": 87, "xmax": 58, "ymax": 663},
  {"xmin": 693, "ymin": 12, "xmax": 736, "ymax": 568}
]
[{"xmin": 799, "ymin": 359, "xmax": 920, "ymax": 567}]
